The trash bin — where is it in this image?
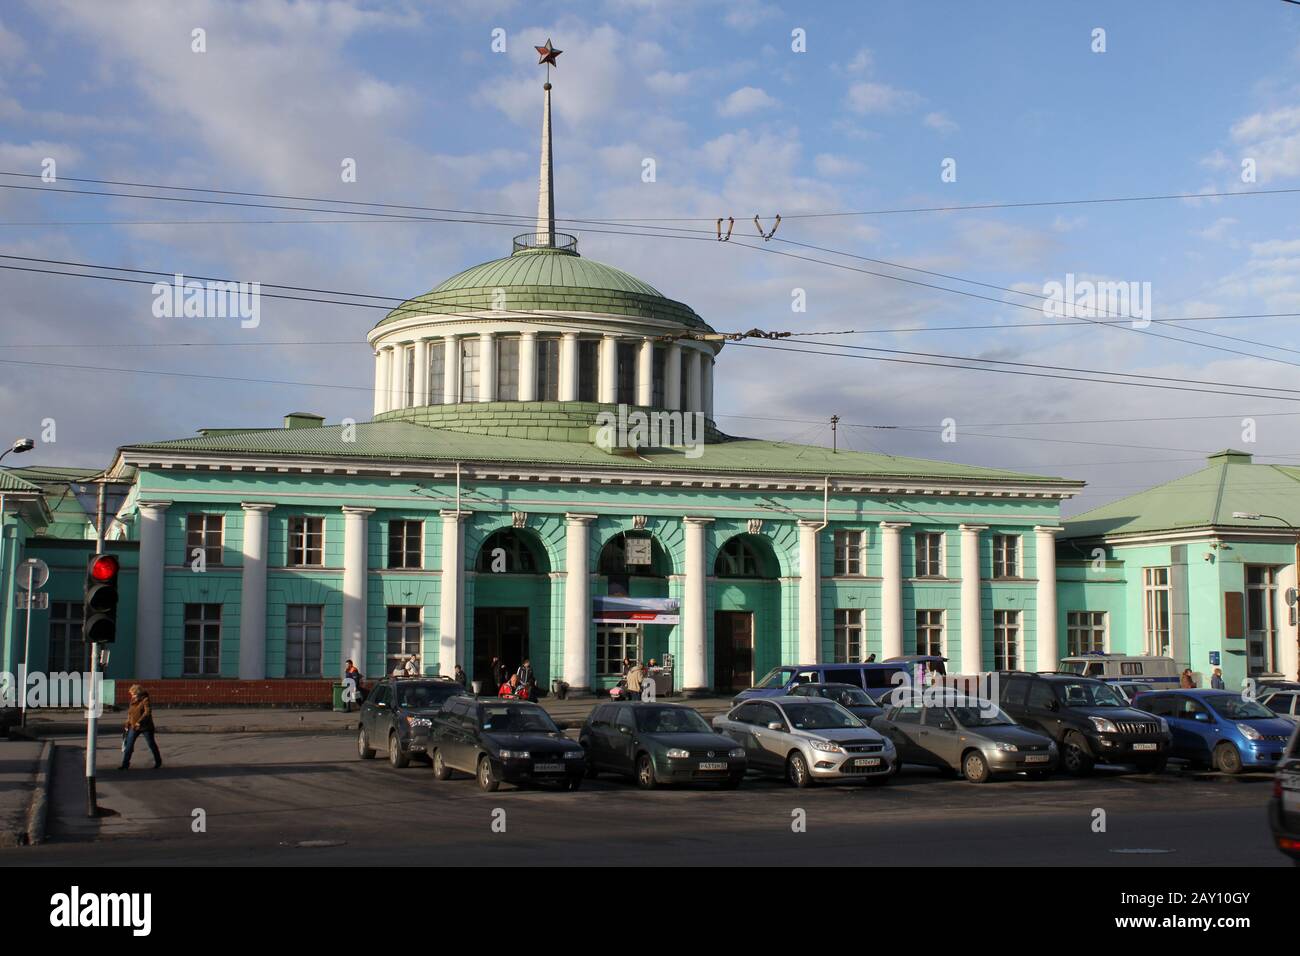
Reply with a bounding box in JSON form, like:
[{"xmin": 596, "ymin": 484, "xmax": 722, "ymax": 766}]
[
  {"xmin": 331, "ymin": 683, "xmax": 347, "ymax": 713},
  {"xmin": 471, "ymin": 680, "xmax": 483, "ymax": 697}
]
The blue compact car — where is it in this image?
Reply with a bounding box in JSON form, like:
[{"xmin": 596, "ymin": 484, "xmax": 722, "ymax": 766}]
[{"xmin": 1133, "ymin": 689, "xmax": 1295, "ymax": 774}]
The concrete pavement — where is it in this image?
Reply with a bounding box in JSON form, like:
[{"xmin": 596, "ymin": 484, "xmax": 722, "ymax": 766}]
[{"xmin": 0, "ymin": 738, "xmax": 51, "ymax": 846}]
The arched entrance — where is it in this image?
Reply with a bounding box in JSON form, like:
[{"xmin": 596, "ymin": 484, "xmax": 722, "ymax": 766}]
[
  {"xmin": 472, "ymin": 528, "xmax": 551, "ymax": 692},
  {"xmin": 713, "ymin": 533, "xmax": 781, "ymax": 693},
  {"xmin": 594, "ymin": 531, "xmax": 673, "ymax": 692}
]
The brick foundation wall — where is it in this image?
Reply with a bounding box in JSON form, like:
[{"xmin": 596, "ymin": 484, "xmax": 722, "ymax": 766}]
[{"xmin": 114, "ymin": 679, "xmax": 336, "ymax": 707}]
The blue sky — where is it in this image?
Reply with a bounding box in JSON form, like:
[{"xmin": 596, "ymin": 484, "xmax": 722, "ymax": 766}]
[{"xmin": 2, "ymin": 0, "xmax": 1300, "ymax": 514}]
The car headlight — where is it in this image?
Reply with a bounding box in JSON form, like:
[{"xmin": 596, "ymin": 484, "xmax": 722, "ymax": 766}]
[
  {"xmin": 1157, "ymin": 717, "xmax": 1169, "ymax": 734},
  {"xmin": 498, "ymin": 750, "xmax": 530, "ymax": 760},
  {"xmin": 1236, "ymin": 723, "xmax": 1262, "ymax": 741},
  {"xmin": 993, "ymin": 741, "xmax": 1019, "ymax": 752},
  {"xmin": 810, "ymin": 739, "xmax": 843, "ymax": 753},
  {"xmin": 728, "ymin": 748, "xmax": 746, "ymax": 759},
  {"xmin": 666, "ymin": 748, "xmax": 691, "ymax": 759},
  {"xmin": 404, "ymin": 716, "xmax": 432, "ymax": 729},
  {"xmin": 881, "ymin": 738, "xmax": 895, "ymax": 751},
  {"xmin": 1089, "ymin": 716, "xmax": 1119, "ymax": 734}
]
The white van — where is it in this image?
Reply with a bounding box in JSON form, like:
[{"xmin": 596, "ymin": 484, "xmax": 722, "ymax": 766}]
[{"xmin": 1058, "ymin": 654, "xmax": 1179, "ymax": 685}]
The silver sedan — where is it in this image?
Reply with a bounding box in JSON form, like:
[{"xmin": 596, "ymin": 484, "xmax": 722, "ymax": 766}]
[{"xmin": 712, "ymin": 696, "xmax": 897, "ymax": 787}]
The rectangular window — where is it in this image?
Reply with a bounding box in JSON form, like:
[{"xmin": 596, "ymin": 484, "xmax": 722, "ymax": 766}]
[
  {"xmin": 578, "ymin": 339, "xmax": 599, "ymax": 402},
  {"xmin": 536, "ymin": 337, "xmax": 560, "ymax": 400},
  {"xmin": 285, "ymin": 605, "xmax": 324, "ymax": 677},
  {"xmin": 387, "ymin": 520, "xmax": 423, "ymax": 569},
  {"xmin": 651, "ymin": 347, "xmax": 665, "ymax": 407},
  {"xmin": 1143, "ymin": 567, "xmax": 1171, "ymax": 657},
  {"xmin": 1245, "ymin": 565, "xmax": 1279, "ymax": 674},
  {"xmin": 616, "ymin": 342, "xmax": 637, "ymax": 406},
  {"xmin": 678, "ymin": 350, "xmax": 688, "ymax": 409},
  {"xmin": 459, "ymin": 337, "xmax": 481, "ymax": 402},
  {"xmin": 185, "ymin": 513, "xmax": 224, "ymax": 567},
  {"xmin": 48, "ymin": 600, "xmax": 87, "ymax": 673},
  {"xmin": 1067, "ymin": 611, "xmax": 1107, "ymax": 655},
  {"xmin": 993, "ymin": 609, "xmax": 1019, "ymax": 670},
  {"xmin": 428, "ymin": 344, "xmax": 445, "ymax": 405},
  {"xmin": 404, "ymin": 345, "xmax": 415, "ymax": 408},
  {"xmin": 596, "ymin": 623, "xmax": 641, "ymax": 676},
  {"xmin": 915, "ymin": 609, "xmax": 944, "ymax": 656},
  {"xmin": 914, "ymin": 532, "xmax": 944, "ymax": 577},
  {"xmin": 386, "ymin": 606, "xmax": 422, "ymax": 675},
  {"xmin": 288, "ymin": 516, "xmax": 324, "ymax": 567},
  {"xmin": 833, "ymin": 609, "xmax": 865, "ymax": 663},
  {"xmin": 496, "ymin": 336, "xmax": 520, "ymax": 401},
  {"xmin": 183, "ymin": 603, "xmax": 222, "ymax": 676},
  {"xmin": 833, "ymin": 529, "xmax": 865, "ymax": 576},
  {"xmin": 992, "ymin": 534, "xmax": 1019, "ymax": 578}
]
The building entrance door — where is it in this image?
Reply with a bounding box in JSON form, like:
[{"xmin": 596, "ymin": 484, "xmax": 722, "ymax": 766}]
[
  {"xmin": 714, "ymin": 611, "xmax": 754, "ymax": 692},
  {"xmin": 474, "ymin": 607, "xmax": 529, "ymax": 690}
]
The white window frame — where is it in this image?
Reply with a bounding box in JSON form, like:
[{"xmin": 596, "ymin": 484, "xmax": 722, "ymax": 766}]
[
  {"xmin": 833, "ymin": 608, "xmax": 865, "ymax": 662},
  {"xmin": 1066, "ymin": 610, "xmax": 1107, "ymax": 655},
  {"xmin": 915, "ymin": 609, "xmax": 944, "ymax": 657},
  {"xmin": 993, "ymin": 609, "xmax": 1020, "ymax": 670},
  {"xmin": 833, "ymin": 529, "xmax": 866, "ymax": 576},
  {"xmin": 285, "ymin": 604, "xmax": 325, "ymax": 677},
  {"xmin": 288, "ymin": 515, "xmax": 325, "ymax": 567},
  {"xmin": 596, "ymin": 622, "xmax": 642, "ymax": 676},
  {"xmin": 992, "ymin": 534, "xmax": 1020, "ymax": 579},
  {"xmin": 914, "ymin": 531, "xmax": 945, "ymax": 577},
  {"xmin": 183, "ymin": 603, "xmax": 222, "ymax": 676},
  {"xmin": 185, "ymin": 512, "xmax": 224, "ymax": 567},
  {"xmin": 1142, "ymin": 567, "xmax": 1171, "ymax": 657}
]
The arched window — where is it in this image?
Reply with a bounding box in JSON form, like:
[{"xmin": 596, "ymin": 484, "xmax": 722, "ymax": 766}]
[
  {"xmin": 715, "ymin": 536, "xmax": 772, "ymax": 578},
  {"xmin": 477, "ymin": 529, "xmax": 544, "ymax": 573}
]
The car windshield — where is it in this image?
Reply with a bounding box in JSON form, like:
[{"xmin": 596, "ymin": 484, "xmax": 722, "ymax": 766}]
[
  {"xmin": 782, "ymin": 702, "xmax": 863, "ymax": 730},
  {"xmin": 1059, "ymin": 681, "xmax": 1125, "ymax": 708},
  {"xmin": 951, "ymin": 704, "xmax": 1014, "ymax": 726},
  {"xmin": 397, "ymin": 682, "xmax": 460, "ymax": 709},
  {"xmin": 480, "ymin": 706, "xmax": 559, "ymax": 733},
  {"xmin": 757, "ymin": 667, "xmax": 797, "ymax": 689},
  {"xmin": 634, "ymin": 707, "xmax": 712, "ymax": 734},
  {"xmin": 1206, "ymin": 695, "xmax": 1274, "ymax": 720},
  {"xmin": 821, "ymin": 687, "xmax": 873, "ymax": 707}
]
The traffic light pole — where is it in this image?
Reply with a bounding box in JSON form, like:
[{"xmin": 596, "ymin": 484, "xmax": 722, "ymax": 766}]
[{"xmin": 85, "ymin": 480, "xmax": 105, "ymax": 817}]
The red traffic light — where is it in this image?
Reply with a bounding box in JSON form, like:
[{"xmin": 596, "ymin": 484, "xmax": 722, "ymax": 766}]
[{"xmin": 89, "ymin": 555, "xmax": 119, "ymax": 582}]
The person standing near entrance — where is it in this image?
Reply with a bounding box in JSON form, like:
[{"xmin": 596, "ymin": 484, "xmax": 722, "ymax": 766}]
[
  {"xmin": 625, "ymin": 660, "xmax": 645, "ymax": 701},
  {"xmin": 491, "ymin": 656, "xmax": 507, "ymax": 689},
  {"xmin": 516, "ymin": 658, "xmax": 535, "ymax": 697},
  {"xmin": 453, "ymin": 664, "xmax": 467, "ymax": 688},
  {"xmin": 1210, "ymin": 667, "xmax": 1224, "ymax": 690},
  {"xmin": 119, "ymin": 684, "xmax": 162, "ymax": 770}
]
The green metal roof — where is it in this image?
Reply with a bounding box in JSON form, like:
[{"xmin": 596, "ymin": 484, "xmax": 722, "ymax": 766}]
[
  {"xmin": 376, "ymin": 247, "xmax": 711, "ymax": 331},
  {"xmin": 1065, "ymin": 450, "xmax": 1300, "ymax": 539},
  {"xmin": 122, "ymin": 419, "xmax": 1074, "ymax": 485},
  {"xmin": 0, "ymin": 468, "xmax": 41, "ymax": 493}
]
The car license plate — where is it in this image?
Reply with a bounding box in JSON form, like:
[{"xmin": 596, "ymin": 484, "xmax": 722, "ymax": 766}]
[
  {"xmin": 1132, "ymin": 743, "xmax": 1158, "ymax": 751},
  {"xmin": 1025, "ymin": 754, "xmax": 1050, "ymax": 763},
  {"xmin": 853, "ymin": 757, "xmax": 882, "ymax": 767},
  {"xmin": 533, "ymin": 763, "xmax": 563, "ymax": 773},
  {"xmin": 698, "ymin": 762, "xmax": 728, "ymax": 771}
]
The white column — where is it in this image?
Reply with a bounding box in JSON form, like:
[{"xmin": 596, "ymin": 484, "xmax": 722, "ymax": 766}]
[
  {"xmin": 563, "ymin": 514, "xmax": 596, "ymax": 693},
  {"xmin": 664, "ymin": 342, "xmax": 682, "ymax": 411},
  {"xmin": 880, "ymin": 521, "xmax": 910, "ymax": 660},
  {"xmin": 560, "ymin": 332, "xmax": 579, "ymax": 401},
  {"xmin": 479, "ymin": 331, "xmax": 496, "ymax": 402},
  {"xmin": 413, "ymin": 338, "xmax": 429, "ymax": 407},
  {"xmin": 372, "ymin": 350, "xmax": 386, "ymax": 416},
  {"xmin": 599, "ymin": 334, "xmax": 618, "ymax": 404},
  {"xmin": 959, "ymin": 524, "xmax": 987, "ymax": 675},
  {"xmin": 135, "ymin": 501, "xmax": 171, "ymax": 680},
  {"xmin": 798, "ymin": 520, "xmax": 823, "ymax": 664},
  {"xmin": 685, "ymin": 348, "xmax": 702, "ymax": 412},
  {"xmin": 341, "ymin": 506, "xmax": 374, "ymax": 672},
  {"xmin": 636, "ymin": 338, "xmax": 654, "ymax": 407},
  {"xmin": 1035, "ymin": 526, "xmax": 1064, "ymax": 672},
  {"xmin": 519, "ymin": 331, "xmax": 538, "ymax": 402},
  {"xmin": 238, "ymin": 503, "xmax": 275, "ymax": 680},
  {"xmin": 388, "ymin": 346, "xmax": 402, "ymax": 410},
  {"xmin": 683, "ymin": 516, "xmax": 714, "ymax": 693},
  {"xmin": 439, "ymin": 510, "xmax": 467, "ymax": 673},
  {"xmin": 443, "ymin": 335, "xmax": 460, "ymax": 404},
  {"xmin": 701, "ymin": 354, "xmax": 714, "ymax": 419}
]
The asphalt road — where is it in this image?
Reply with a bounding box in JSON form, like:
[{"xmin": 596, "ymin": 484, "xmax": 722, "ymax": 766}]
[{"xmin": 21, "ymin": 731, "xmax": 1289, "ymax": 866}]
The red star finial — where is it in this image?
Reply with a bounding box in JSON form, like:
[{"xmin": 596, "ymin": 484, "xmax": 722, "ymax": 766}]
[{"xmin": 535, "ymin": 38, "xmax": 562, "ymax": 67}]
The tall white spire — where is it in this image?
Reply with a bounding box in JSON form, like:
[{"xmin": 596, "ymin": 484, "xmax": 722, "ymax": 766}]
[{"xmin": 535, "ymin": 81, "xmax": 555, "ymax": 248}]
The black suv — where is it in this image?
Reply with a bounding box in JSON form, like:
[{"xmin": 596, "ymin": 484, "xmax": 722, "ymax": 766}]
[
  {"xmin": 997, "ymin": 671, "xmax": 1171, "ymax": 775},
  {"xmin": 356, "ymin": 677, "xmax": 469, "ymax": 768}
]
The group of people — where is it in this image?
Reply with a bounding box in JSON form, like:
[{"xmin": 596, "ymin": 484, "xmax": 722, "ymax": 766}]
[
  {"xmin": 1183, "ymin": 666, "xmax": 1227, "ymax": 689},
  {"xmin": 615, "ymin": 657, "xmax": 656, "ymax": 701},
  {"xmin": 494, "ymin": 656, "xmax": 538, "ymax": 700}
]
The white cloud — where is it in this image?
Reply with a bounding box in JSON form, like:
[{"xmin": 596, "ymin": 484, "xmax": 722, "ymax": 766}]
[
  {"xmin": 717, "ymin": 85, "xmax": 777, "ymax": 117},
  {"xmin": 846, "ymin": 81, "xmax": 920, "ymax": 115},
  {"xmin": 813, "ymin": 153, "xmax": 864, "ymax": 178},
  {"xmin": 646, "ymin": 70, "xmax": 692, "ymax": 95},
  {"xmin": 923, "ymin": 111, "xmax": 958, "ymax": 133},
  {"xmin": 1196, "ymin": 217, "xmax": 1236, "ymax": 241}
]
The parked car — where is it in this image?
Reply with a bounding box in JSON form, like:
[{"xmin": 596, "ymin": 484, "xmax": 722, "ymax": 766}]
[
  {"xmin": 428, "ymin": 697, "xmax": 586, "ymax": 791},
  {"xmin": 1268, "ymin": 726, "xmax": 1300, "ymax": 864},
  {"xmin": 356, "ymin": 676, "xmax": 470, "ymax": 768},
  {"xmin": 788, "ymin": 682, "xmax": 884, "ymax": 721},
  {"xmin": 713, "ymin": 696, "xmax": 897, "ymax": 787},
  {"xmin": 1259, "ymin": 689, "xmax": 1300, "ymax": 723},
  {"xmin": 997, "ymin": 671, "xmax": 1171, "ymax": 775},
  {"xmin": 1059, "ymin": 653, "xmax": 1179, "ymax": 686},
  {"xmin": 1133, "ymin": 689, "xmax": 1295, "ymax": 773},
  {"xmin": 734, "ymin": 662, "xmax": 907, "ymax": 705},
  {"xmin": 871, "ymin": 694, "xmax": 1058, "ymax": 782},
  {"xmin": 580, "ymin": 702, "xmax": 745, "ymax": 789},
  {"xmin": 1111, "ymin": 681, "xmax": 1155, "ymax": 704}
]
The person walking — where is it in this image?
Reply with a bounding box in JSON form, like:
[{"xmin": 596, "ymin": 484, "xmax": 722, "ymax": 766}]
[
  {"xmin": 1210, "ymin": 667, "xmax": 1225, "ymax": 690},
  {"xmin": 343, "ymin": 659, "xmax": 364, "ymax": 710},
  {"xmin": 516, "ymin": 658, "xmax": 536, "ymax": 697},
  {"xmin": 625, "ymin": 660, "xmax": 646, "ymax": 701},
  {"xmin": 119, "ymin": 684, "xmax": 162, "ymax": 770},
  {"xmin": 1180, "ymin": 668, "xmax": 1197, "ymax": 688}
]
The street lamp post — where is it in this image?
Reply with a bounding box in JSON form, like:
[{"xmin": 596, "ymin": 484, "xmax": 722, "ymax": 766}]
[
  {"xmin": 1232, "ymin": 511, "xmax": 1298, "ymax": 680},
  {"xmin": 0, "ymin": 438, "xmax": 36, "ymax": 713}
]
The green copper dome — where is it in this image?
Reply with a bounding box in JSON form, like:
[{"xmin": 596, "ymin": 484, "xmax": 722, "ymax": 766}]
[{"xmin": 375, "ymin": 243, "xmax": 711, "ymax": 331}]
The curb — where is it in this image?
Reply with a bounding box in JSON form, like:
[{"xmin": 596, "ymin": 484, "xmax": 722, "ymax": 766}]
[{"xmin": 24, "ymin": 740, "xmax": 54, "ymax": 846}]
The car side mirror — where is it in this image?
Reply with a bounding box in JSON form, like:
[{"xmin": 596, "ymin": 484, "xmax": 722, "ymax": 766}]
[
  {"xmin": 937, "ymin": 720, "xmax": 955, "ymax": 731},
  {"xmin": 767, "ymin": 721, "xmax": 784, "ymax": 731}
]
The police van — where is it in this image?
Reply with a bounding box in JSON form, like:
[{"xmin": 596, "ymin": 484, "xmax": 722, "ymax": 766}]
[{"xmin": 1058, "ymin": 653, "xmax": 1179, "ymax": 685}]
